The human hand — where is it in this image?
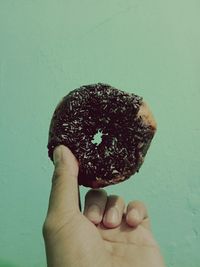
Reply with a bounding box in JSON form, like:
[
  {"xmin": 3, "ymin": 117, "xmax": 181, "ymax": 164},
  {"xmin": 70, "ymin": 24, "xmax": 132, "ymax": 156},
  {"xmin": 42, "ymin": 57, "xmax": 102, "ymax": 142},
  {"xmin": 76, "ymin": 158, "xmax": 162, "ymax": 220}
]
[{"xmin": 43, "ymin": 145, "xmax": 166, "ymax": 267}]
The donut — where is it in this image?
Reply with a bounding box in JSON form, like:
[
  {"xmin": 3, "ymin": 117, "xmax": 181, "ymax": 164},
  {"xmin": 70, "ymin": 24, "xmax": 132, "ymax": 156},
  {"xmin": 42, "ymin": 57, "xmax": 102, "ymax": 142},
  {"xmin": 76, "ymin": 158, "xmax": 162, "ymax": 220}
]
[{"xmin": 47, "ymin": 83, "xmax": 157, "ymax": 188}]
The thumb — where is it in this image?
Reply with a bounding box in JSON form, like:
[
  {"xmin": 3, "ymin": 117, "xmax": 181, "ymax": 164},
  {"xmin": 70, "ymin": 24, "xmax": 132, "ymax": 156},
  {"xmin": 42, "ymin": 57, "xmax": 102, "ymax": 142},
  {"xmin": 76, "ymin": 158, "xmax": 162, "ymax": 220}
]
[{"xmin": 47, "ymin": 145, "xmax": 80, "ymax": 217}]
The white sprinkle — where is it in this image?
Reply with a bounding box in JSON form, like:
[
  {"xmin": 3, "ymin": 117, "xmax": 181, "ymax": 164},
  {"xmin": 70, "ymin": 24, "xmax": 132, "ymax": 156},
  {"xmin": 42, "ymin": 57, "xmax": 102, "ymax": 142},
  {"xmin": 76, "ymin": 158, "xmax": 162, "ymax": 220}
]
[{"xmin": 61, "ymin": 134, "xmax": 68, "ymax": 139}]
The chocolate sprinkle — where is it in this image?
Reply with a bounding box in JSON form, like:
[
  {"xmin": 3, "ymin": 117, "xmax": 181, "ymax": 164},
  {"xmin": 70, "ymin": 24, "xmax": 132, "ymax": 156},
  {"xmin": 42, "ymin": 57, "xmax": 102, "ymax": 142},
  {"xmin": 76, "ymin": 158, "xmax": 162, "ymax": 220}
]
[{"xmin": 47, "ymin": 83, "xmax": 156, "ymax": 188}]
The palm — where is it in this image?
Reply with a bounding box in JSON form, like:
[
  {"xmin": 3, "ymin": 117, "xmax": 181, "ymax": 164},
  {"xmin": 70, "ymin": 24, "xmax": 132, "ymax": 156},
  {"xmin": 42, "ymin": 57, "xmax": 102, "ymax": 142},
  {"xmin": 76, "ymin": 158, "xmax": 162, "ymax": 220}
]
[
  {"xmin": 98, "ymin": 217, "xmax": 162, "ymax": 267},
  {"xmin": 69, "ymin": 212, "xmax": 164, "ymax": 267}
]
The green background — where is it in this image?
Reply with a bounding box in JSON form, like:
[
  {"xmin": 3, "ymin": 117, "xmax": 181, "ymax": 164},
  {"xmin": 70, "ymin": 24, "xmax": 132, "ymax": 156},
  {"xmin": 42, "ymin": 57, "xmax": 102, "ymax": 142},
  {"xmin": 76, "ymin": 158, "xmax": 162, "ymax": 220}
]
[{"xmin": 0, "ymin": 1, "xmax": 200, "ymax": 266}]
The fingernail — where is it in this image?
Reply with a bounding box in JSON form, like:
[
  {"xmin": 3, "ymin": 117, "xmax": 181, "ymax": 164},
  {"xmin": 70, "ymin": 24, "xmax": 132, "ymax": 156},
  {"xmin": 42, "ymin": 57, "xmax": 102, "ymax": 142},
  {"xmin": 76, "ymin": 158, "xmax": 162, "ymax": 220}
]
[
  {"xmin": 53, "ymin": 146, "xmax": 62, "ymax": 165},
  {"xmin": 105, "ymin": 207, "xmax": 119, "ymax": 224},
  {"xmin": 87, "ymin": 204, "xmax": 101, "ymax": 222},
  {"xmin": 128, "ymin": 209, "xmax": 140, "ymax": 221}
]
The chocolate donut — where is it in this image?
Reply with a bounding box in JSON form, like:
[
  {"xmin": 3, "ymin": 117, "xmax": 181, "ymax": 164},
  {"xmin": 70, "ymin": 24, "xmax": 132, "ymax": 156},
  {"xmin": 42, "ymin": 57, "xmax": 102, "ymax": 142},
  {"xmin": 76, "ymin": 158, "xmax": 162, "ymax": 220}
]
[{"xmin": 47, "ymin": 83, "xmax": 157, "ymax": 188}]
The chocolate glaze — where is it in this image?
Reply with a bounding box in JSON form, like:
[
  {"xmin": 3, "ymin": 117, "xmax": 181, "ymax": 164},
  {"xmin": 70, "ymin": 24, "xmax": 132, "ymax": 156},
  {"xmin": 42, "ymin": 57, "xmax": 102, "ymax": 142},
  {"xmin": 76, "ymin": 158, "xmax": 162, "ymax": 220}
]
[{"xmin": 47, "ymin": 83, "xmax": 156, "ymax": 188}]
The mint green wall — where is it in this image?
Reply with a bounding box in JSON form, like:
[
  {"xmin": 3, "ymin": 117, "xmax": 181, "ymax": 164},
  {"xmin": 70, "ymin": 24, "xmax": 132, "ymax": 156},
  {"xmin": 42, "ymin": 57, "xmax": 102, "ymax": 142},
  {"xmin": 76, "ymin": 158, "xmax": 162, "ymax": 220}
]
[{"xmin": 0, "ymin": 1, "xmax": 199, "ymax": 266}]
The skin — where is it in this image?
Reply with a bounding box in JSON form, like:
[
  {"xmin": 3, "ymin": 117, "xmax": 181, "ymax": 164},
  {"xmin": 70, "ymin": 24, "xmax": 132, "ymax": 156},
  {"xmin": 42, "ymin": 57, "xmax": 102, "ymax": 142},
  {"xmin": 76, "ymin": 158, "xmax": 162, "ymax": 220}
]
[{"xmin": 43, "ymin": 145, "xmax": 166, "ymax": 267}]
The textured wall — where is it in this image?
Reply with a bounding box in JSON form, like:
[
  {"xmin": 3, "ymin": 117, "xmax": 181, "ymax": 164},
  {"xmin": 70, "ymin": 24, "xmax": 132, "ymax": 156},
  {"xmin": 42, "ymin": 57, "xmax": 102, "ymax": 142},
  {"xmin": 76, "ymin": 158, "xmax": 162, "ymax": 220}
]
[{"xmin": 0, "ymin": 1, "xmax": 200, "ymax": 266}]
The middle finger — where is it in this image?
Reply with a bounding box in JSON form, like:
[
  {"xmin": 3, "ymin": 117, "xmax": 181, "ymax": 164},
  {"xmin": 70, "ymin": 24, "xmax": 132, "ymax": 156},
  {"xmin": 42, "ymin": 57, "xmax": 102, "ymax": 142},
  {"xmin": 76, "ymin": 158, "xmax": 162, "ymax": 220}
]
[{"xmin": 103, "ymin": 195, "xmax": 125, "ymax": 228}]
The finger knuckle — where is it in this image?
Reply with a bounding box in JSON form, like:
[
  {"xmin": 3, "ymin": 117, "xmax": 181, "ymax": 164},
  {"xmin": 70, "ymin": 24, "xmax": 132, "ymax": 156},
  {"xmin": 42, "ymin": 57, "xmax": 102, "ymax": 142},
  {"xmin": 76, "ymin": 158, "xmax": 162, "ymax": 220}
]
[
  {"xmin": 42, "ymin": 217, "xmax": 56, "ymax": 238},
  {"xmin": 53, "ymin": 166, "xmax": 66, "ymax": 180},
  {"xmin": 42, "ymin": 212, "xmax": 62, "ymax": 237}
]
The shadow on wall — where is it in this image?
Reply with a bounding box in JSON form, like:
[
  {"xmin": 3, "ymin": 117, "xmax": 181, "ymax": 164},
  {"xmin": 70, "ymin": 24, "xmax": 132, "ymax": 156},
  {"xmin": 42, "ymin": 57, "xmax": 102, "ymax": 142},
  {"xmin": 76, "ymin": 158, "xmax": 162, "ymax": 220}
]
[{"xmin": 0, "ymin": 260, "xmax": 20, "ymax": 267}]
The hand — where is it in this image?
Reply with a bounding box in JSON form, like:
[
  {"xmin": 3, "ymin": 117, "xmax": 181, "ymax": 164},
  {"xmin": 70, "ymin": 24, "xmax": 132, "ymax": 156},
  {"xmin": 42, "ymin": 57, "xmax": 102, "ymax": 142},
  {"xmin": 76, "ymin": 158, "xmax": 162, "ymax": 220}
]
[{"xmin": 43, "ymin": 145, "xmax": 166, "ymax": 267}]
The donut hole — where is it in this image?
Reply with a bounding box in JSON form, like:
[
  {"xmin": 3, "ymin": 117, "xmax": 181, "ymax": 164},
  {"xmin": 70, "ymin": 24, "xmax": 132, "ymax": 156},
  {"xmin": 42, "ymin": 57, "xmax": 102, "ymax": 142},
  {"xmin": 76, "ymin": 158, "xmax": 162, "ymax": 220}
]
[{"xmin": 91, "ymin": 129, "xmax": 103, "ymax": 145}]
